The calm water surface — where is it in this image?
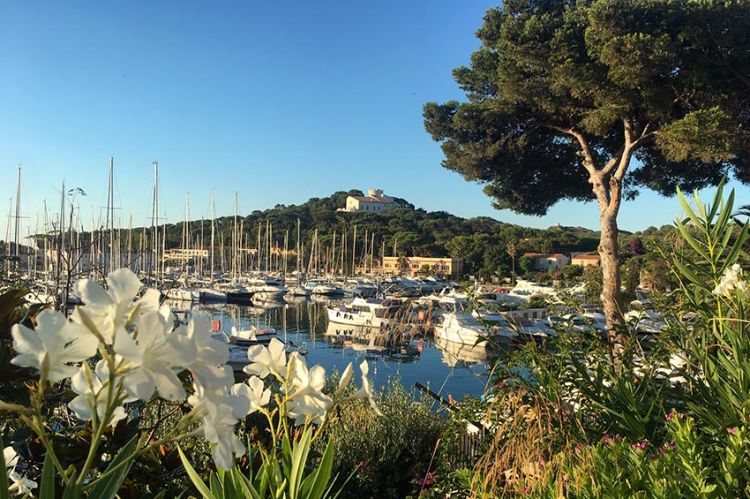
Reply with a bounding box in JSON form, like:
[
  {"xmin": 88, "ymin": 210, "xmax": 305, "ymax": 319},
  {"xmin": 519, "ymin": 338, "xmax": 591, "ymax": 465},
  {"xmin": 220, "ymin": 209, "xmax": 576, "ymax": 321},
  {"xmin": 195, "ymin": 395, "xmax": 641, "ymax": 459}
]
[{"xmin": 177, "ymin": 298, "xmax": 493, "ymax": 401}]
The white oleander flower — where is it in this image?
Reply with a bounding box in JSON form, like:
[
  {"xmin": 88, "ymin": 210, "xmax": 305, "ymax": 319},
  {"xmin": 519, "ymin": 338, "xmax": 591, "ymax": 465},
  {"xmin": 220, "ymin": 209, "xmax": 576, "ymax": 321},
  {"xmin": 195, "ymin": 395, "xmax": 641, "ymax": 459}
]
[
  {"xmin": 286, "ymin": 354, "xmax": 332, "ymax": 426},
  {"xmin": 68, "ymin": 361, "xmax": 128, "ymax": 427},
  {"xmin": 243, "ymin": 338, "xmax": 286, "ymax": 379},
  {"xmin": 336, "ymin": 362, "xmax": 354, "ymax": 395},
  {"xmin": 8, "ymin": 470, "xmax": 36, "ymax": 496},
  {"xmin": 352, "ymin": 360, "xmax": 382, "ymax": 416},
  {"xmin": 3, "ymin": 447, "xmax": 37, "ymax": 496},
  {"xmin": 3, "ymin": 447, "xmax": 17, "ymax": 468},
  {"xmin": 178, "ymin": 314, "xmax": 231, "ymax": 390},
  {"xmin": 188, "ymin": 383, "xmax": 245, "ymax": 469},
  {"xmin": 230, "ymin": 376, "xmax": 271, "ymax": 419},
  {"xmin": 114, "ymin": 311, "xmax": 196, "ymax": 401},
  {"xmin": 713, "ymin": 263, "xmax": 748, "ymax": 296},
  {"xmin": 73, "ymin": 268, "xmax": 161, "ymax": 344},
  {"xmin": 11, "ymin": 309, "xmax": 98, "ymax": 383}
]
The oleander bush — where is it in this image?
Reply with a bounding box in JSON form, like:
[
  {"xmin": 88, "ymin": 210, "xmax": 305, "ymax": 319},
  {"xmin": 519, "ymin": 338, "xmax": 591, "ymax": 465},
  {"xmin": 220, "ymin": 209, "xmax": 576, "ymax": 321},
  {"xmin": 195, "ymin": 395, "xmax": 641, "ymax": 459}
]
[{"xmin": 0, "ymin": 270, "xmax": 382, "ymax": 498}]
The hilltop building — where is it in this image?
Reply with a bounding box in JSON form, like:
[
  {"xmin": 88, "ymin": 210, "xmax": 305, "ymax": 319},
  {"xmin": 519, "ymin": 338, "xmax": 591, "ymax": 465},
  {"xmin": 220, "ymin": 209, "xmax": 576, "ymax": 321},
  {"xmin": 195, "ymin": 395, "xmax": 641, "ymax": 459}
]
[
  {"xmin": 339, "ymin": 189, "xmax": 400, "ymax": 213},
  {"xmin": 382, "ymin": 256, "xmax": 463, "ymax": 279},
  {"xmin": 522, "ymin": 252, "xmax": 570, "ymax": 271}
]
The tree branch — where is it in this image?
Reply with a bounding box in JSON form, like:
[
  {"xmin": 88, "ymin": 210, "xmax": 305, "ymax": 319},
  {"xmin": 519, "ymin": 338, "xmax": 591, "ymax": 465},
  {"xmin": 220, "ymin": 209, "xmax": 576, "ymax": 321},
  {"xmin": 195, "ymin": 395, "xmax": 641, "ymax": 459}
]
[
  {"xmin": 543, "ymin": 124, "xmax": 599, "ymax": 177},
  {"xmin": 543, "ymin": 123, "xmax": 611, "ymax": 208}
]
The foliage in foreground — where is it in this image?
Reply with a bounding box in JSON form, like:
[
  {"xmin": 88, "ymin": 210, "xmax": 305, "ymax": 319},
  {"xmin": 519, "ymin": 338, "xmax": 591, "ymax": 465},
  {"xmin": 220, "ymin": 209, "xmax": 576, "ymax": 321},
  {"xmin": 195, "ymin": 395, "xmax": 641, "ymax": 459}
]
[
  {"xmin": 423, "ymin": 182, "xmax": 750, "ymax": 497},
  {"xmin": 319, "ymin": 380, "xmax": 445, "ymax": 499},
  {"xmin": 0, "ymin": 270, "xmax": 381, "ymax": 498}
]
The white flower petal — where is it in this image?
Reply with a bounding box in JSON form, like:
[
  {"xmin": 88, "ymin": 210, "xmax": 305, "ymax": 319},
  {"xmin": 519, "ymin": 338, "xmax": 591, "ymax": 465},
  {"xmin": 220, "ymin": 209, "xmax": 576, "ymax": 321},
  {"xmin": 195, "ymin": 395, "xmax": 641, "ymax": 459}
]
[
  {"xmin": 11, "ymin": 324, "xmax": 42, "ymax": 357},
  {"xmin": 106, "ymin": 269, "xmax": 143, "ymax": 304},
  {"xmin": 78, "ymin": 279, "xmax": 115, "ymax": 307},
  {"xmin": 337, "ymin": 362, "xmax": 354, "ymax": 393},
  {"xmin": 149, "ymin": 366, "xmax": 186, "ymax": 401},
  {"xmin": 122, "ymin": 369, "xmax": 156, "ymax": 400},
  {"xmin": 3, "ymin": 447, "xmax": 18, "ymax": 468}
]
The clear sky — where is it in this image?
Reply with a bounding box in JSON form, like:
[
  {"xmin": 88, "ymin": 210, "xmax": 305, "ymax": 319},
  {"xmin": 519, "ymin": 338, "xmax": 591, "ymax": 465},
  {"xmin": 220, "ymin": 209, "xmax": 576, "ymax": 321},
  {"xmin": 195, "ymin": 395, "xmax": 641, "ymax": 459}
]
[{"xmin": 1, "ymin": 1, "xmax": 747, "ymax": 242}]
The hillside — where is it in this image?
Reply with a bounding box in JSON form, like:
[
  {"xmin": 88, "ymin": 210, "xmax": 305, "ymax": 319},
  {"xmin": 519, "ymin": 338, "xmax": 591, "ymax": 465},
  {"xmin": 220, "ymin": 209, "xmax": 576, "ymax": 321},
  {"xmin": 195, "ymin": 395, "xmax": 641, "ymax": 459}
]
[{"xmin": 157, "ymin": 190, "xmax": 603, "ymax": 278}]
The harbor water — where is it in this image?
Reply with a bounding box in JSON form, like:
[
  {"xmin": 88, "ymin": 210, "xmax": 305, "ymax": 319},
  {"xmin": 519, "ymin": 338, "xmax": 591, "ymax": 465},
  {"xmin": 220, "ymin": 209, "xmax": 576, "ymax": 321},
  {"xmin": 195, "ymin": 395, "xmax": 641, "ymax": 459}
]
[{"xmin": 173, "ymin": 298, "xmax": 493, "ymax": 401}]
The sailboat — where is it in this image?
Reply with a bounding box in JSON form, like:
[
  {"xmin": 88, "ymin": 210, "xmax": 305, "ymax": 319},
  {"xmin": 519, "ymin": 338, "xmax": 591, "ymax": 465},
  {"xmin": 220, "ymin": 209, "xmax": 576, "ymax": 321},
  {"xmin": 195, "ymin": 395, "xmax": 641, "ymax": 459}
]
[
  {"xmin": 166, "ymin": 193, "xmax": 199, "ymax": 302},
  {"xmin": 198, "ymin": 192, "xmax": 227, "ymax": 303}
]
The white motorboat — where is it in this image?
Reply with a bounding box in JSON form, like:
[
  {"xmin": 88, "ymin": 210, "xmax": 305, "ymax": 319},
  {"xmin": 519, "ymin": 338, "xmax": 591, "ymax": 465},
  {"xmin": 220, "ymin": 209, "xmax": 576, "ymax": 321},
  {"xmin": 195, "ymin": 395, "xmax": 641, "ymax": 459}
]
[
  {"xmin": 286, "ymin": 285, "xmax": 311, "ymax": 297},
  {"xmin": 326, "ymin": 297, "xmax": 402, "ymax": 328},
  {"xmin": 248, "ymin": 278, "xmax": 287, "ymax": 301},
  {"xmin": 343, "ymin": 279, "xmax": 378, "ymax": 298},
  {"xmin": 24, "ymin": 288, "xmax": 55, "ymax": 305},
  {"xmin": 624, "ymin": 300, "xmax": 666, "ymax": 334},
  {"xmin": 229, "ymin": 325, "xmax": 276, "ymax": 346},
  {"xmin": 198, "ymin": 288, "xmax": 227, "ymax": 302},
  {"xmin": 309, "ymin": 280, "xmax": 343, "ymax": 295},
  {"xmin": 548, "ymin": 313, "xmax": 606, "ymax": 334},
  {"xmin": 437, "ymin": 293, "xmax": 506, "ymax": 324},
  {"xmin": 165, "ymin": 287, "xmax": 200, "ymax": 302},
  {"xmin": 507, "ymin": 279, "xmax": 561, "ymax": 303},
  {"xmin": 436, "ymin": 312, "xmax": 517, "ymax": 348}
]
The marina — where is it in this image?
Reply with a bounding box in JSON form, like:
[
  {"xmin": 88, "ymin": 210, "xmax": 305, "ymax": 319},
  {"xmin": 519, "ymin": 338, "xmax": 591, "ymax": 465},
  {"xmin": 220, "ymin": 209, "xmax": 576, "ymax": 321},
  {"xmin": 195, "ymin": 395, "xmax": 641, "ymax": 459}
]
[{"xmin": 170, "ymin": 297, "xmax": 493, "ymax": 400}]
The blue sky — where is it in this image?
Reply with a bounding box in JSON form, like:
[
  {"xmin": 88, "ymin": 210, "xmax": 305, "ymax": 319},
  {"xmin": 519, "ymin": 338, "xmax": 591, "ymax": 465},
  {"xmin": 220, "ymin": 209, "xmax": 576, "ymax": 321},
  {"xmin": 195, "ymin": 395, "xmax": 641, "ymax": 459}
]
[{"xmin": 0, "ymin": 1, "xmax": 746, "ymax": 241}]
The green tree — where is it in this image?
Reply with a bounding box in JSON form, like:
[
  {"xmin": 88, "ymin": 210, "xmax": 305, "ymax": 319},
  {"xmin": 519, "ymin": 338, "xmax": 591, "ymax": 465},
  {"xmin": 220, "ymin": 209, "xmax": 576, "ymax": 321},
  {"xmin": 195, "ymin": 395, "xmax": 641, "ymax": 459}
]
[
  {"xmin": 424, "ymin": 0, "xmax": 750, "ymax": 360},
  {"xmin": 583, "ymin": 265, "xmax": 603, "ymax": 305},
  {"xmin": 505, "ymin": 240, "xmax": 518, "ymax": 283},
  {"xmin": 518, "ymin": 255, "xmax": 534, "ymax": 275}
]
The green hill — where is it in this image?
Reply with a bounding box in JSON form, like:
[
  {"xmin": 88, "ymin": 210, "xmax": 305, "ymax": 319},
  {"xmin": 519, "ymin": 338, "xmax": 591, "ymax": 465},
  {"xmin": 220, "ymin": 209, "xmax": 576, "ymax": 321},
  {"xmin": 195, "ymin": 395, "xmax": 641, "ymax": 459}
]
[{"xmin": 158, "ymin": 190, "xmax": 603, "ymax": 278}]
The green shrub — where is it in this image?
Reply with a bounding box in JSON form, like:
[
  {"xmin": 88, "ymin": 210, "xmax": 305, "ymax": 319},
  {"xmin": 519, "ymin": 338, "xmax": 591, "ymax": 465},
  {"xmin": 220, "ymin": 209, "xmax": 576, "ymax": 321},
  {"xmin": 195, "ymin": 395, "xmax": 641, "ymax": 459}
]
[
  {"xmin": 528, "ymin": 413, "xmax": 750, "ymax": 498},
  {"xmin": 320, "ymin": 380, "xmax": 444, "ymax": 499}
]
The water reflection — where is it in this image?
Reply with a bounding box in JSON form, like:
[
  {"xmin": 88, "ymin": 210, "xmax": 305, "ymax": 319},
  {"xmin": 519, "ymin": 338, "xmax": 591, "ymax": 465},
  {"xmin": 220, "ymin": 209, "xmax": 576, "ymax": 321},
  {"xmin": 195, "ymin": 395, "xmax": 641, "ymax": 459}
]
[
  {"xmin": 434, "ymin": 337, "xmax": 493, "ymax": 367},
  {"xmin": 173, "ymin": 298, "xmax": 491, "ymax": 399}
]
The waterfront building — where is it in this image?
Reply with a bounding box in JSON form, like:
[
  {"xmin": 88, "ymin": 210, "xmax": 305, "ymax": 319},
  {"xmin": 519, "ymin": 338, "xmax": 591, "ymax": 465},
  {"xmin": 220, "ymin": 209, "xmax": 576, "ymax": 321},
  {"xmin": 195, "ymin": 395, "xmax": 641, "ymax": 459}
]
[
  {"xmin": 571, "ymin": 254, "xmax": 601, "ymax": 267},
  {"xmin": 163, "ymin": 248, "xmax": 209, "ymax": 261},
  {"xmin": 522, "ymin": 252, "xmax": 570, "ymax": 271},
  {"xmin": 382, "ymin": 255, "xmax": 463, "ymax": 279},
  {"xmin": 338, "ymin": 188, "xmax": 400, "ymax": 213}
]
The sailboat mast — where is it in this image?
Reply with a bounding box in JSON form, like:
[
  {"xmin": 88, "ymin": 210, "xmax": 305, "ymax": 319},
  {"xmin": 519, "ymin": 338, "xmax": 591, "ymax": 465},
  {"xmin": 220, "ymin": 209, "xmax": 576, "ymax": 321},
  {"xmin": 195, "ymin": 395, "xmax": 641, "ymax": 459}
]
[
  {"xmin": 210, "ymin": 192, "xmax": 216, "ymax": 282},
  {"xmin": 331, "ymin": 231, "xmax": 336, "ymax": 276},
  {"xmin": 296, "ymin": 219, "xmax": 301, "ymax": 274},
  {"xmin": 283, "ymin": 230, "xmax": 288, "ymax": 279},
  {"xmin": 370, "ymin": 232, "xmax": 375, "ymax": 274},
  {"xmin": 351, "ymin": 225, "xmax": 357, "ymax": 277},
  {"xmin": 232, "ymin": 193, "xmax": 238, "ymax": 281},
  {"xmin": 151, "ymin": 161, "xmax": 159, "ymax": 286},
  {"xmin": 106, "ymin": 157, "xmax": 114, "ymax": 275},
  {"xmin": 13, "ymin": 167, "xmax": 21, "ymax": 260},
  {"xmin": 43, "ymin": 201, "xmax": 49, "ymax": 285},
  {"xmin": 269, "ymin": 221, "xmax": 273, "ymax": 273}
]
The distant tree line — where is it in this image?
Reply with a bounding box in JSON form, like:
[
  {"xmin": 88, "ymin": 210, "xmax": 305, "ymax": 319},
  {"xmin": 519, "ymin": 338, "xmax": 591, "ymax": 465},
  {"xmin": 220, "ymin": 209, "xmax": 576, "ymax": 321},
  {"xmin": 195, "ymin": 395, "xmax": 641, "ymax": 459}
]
[{"xmin": 153, "ymin": 190, "xmax": 606, "ymax": 279}]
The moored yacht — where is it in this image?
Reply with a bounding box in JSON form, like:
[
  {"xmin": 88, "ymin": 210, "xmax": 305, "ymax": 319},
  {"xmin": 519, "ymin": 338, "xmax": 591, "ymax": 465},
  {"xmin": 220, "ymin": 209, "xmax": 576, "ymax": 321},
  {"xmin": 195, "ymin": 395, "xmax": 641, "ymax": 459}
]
[
  {"xmin": 165, "ymin": 286, "xmax": 200, "ymax": 302},
  {"xmin": 229, "ymin": 325, "xmax": 276, "ymax": 346},
  {"xmin": 286, "ymin": 284, "xmax": 311, "ymax": 296},
  {"xmin": 343, "ymin": 278, "xmax": 378, "ymax": 298},
  {"xmin": 436, "ymin": 311, "xmax": 517, "ymax": 348},
  {"xmin": 326, "ymin": 297, "xmax": 402, "ymax": 328},
  {"xmin": 198, "ymin": 287, "xmax": 227, "ymax": 303},
  {"xmin": 308, "ymin": 279, "xmax": 343, "ymax": 295},
  {"xmin": 248, "ymin": 277, "xmax": 287, "ymax": 301}
]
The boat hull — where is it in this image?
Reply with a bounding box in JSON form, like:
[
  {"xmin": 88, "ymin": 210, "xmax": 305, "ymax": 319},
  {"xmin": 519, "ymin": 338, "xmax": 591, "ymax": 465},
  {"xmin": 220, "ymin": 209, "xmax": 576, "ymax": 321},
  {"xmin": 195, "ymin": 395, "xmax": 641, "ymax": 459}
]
[{"xmin": 326, "ymin": 307, "xmax": 388, "ymax": 328}]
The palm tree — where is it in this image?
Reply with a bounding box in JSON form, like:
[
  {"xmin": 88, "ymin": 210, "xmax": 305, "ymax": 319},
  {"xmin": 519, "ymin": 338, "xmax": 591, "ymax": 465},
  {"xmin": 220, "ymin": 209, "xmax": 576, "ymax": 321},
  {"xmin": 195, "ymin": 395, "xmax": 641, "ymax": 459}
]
[
  {"xmin": 397, "ymin": 256, "xmax": 410, "ymax": 276},
  {"xmin": 505, "ymin": 241, "xmax": 518, "ymax": 285}
]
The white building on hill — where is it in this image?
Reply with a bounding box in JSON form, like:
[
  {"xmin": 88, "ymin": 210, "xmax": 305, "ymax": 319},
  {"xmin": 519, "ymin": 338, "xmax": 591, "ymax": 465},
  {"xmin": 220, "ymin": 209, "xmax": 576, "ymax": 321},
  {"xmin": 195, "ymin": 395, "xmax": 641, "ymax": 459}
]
[{"xmin": 339, "ymin": 188, "xmax": 400, "ymax": 213}]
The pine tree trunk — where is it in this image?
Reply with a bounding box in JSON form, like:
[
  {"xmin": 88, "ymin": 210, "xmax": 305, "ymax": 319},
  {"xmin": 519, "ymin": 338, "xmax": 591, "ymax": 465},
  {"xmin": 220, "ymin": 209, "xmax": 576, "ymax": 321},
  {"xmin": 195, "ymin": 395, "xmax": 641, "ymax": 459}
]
[{"xmin": 599, "ymin": 204, "xmax": 624, "ymax": 365}]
